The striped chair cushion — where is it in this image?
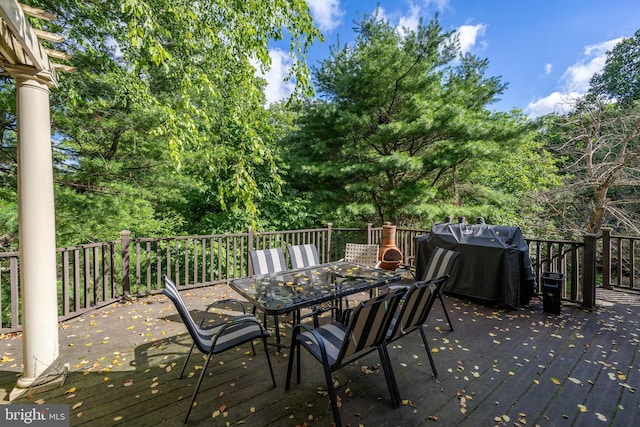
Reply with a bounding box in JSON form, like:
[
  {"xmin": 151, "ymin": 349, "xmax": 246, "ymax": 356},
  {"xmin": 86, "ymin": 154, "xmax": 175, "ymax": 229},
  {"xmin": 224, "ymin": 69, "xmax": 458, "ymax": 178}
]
[
  {"xmin": 250, "ymin": 248, "xmax": 287, "ymax": 275},
  {"xmin": 421, "ymin": 247, "xmax": 459, "ymax": 281},
  {"xmin": 162, "ymin": 276, "xmax": 268, "ymax": 355},
  {"xmin": 288, "ymin": 244, "xmax": 320, "ymax": 269},
  {"xmin": 299, "ymin": 323, "xmax": 347, "ymax": 366},
  {"xmin": 385, "ymin": 276, "xmax": 446, "ymax": 340},
  {"xmin": 298, "ymin": 289, "xmax": 405, "ymax": 367}
]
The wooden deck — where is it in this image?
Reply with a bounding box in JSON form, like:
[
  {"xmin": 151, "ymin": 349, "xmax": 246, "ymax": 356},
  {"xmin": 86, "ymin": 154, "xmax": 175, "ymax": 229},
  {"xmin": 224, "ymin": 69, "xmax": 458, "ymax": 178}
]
[{"xmin": 1, "ymin": 285, "xmax": 639, "ymax": 426}]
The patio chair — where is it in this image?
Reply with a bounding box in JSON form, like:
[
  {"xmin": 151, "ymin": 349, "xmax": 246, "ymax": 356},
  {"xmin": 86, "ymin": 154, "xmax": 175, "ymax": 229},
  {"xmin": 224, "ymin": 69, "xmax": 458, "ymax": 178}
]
[
  {"xmin": 162, "ymin": 275, "xmax": 275, "ymax": 423},
  {"xmin": 287, "ymin": 243, "xmax": 320, "ymax": 269},
  {"xmin": 286, "ymin": 243, "xmax": 335, "ymax": 325},
  {"xmin": 344, "ymin": 243, "xmax": 382, "ymax": 297},
  {"xmin": 388, "ymin": 246, "xmax": 459, "ymax": 330},
  {"xmin": 285, "ymin": 288, "xmax": 407, "ymax": 427},
  {"xmin": 249, "ymin": 248, "xmax": 288, "ymax": 346},
  {"xmin": 385, "ymin": 275, "xmax": 449, "ymax": 380},
  {"xmin": 344, "ymin": 242, "xmax": 381, "ymax": 268}
]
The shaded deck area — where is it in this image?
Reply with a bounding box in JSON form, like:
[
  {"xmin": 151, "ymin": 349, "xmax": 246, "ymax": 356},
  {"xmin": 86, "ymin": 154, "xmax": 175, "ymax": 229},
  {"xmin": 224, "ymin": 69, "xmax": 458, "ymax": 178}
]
[{"xmin": 1, "ymin": 285, "xmax": 639, "ymax": 426}]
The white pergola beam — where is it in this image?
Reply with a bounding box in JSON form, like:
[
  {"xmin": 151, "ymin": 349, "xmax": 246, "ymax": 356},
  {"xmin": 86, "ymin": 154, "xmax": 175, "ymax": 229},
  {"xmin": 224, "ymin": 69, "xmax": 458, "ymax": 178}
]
[{"xmin": 0, "ymin": 0, "xmax": 51, "ymax": 71}]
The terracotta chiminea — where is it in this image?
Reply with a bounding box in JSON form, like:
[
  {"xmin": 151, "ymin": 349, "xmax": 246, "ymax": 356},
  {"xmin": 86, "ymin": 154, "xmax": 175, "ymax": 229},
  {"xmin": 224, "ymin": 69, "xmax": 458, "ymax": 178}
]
[{"xmin": 379, "ymin": 223, "xmax": 403, "ymax": 270}]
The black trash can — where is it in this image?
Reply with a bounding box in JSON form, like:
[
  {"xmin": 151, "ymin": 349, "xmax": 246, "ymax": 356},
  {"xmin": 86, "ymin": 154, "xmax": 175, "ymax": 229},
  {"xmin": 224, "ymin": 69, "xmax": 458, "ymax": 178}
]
[{"xmin": 541, "ymin": 272, "xmax": 563, "ymax": 314}]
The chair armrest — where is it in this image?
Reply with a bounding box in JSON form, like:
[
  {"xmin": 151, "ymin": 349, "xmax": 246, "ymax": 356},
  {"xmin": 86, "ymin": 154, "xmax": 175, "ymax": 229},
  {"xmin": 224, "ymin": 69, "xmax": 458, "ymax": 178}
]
[
  {"xmin": 204, "ymin": 298, "xmax": 249, "ymax": 314},
  {"xmin": 208, "ymin": 314, "xmax": 269, "ymax": 349}
]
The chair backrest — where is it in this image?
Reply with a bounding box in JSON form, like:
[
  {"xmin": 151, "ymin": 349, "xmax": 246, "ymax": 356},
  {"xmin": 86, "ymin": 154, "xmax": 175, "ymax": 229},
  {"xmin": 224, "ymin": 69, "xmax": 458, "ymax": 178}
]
[
  {"xmin": 287, "ymin": 244, "xmax": 320, "ymax": 269},
  {"xmin": 162, "ymin": 275, "xmax": 209, "ymax": 354},
  {"xmin": 344, "ymin": 243, "xmax": 380, "ymax": 268},
  {"xmin": 387, "ymin": 275, "xmax": 448, "ymax": 340},
  {"xmin": 249, "ymin": 248, "xmax": 287, "ymax": 275},
  {"xmin": 336, "ymin": 288, "xmax": 406, "ymax": 365},
  {"xmin": 421, "ymin": 247, "xmax": 460, "ymax": 281}
]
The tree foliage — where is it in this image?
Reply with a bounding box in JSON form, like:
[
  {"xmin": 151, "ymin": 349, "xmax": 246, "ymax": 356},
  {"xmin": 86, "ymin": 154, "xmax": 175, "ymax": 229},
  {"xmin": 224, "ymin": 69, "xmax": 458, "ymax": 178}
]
[
  {"xmin": 588, "ymin": 29, "xmax": 640, "ymax": 106},
  {"xmin": 0, "ymin": 0, "xmax": 322, "ymax": 247},
  {"xmin": 284, "ymin": 14, "xmax": 557, "ymax": 228}
]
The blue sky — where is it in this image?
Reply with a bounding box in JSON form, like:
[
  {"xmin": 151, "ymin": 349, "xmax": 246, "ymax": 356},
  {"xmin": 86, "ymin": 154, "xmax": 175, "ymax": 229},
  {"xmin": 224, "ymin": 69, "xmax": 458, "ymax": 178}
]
[{"xmin": 264, "ymin": 0, "xmax": 640, "ymax": 117}]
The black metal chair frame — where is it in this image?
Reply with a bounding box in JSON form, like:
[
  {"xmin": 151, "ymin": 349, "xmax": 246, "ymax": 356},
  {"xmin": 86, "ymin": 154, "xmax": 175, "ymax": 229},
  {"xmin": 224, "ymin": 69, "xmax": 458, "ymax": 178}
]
[
  {"xmin": 285, "ymin": 288, "xmax": 407, "ymax": 427},
  {"xmin": 162, "ymin": 275, "xmax": 276, "ymax": 423},
  {"xmin": 249, "ymin": 248, "xmax": 288, "ymax": 347},
  {"xmin": 390, "ymin": 247, "xmax": 460, "ymax": 330},
  {"xmin": 385, "ymin": 275, "xmax": 449, "ymax": 380}
]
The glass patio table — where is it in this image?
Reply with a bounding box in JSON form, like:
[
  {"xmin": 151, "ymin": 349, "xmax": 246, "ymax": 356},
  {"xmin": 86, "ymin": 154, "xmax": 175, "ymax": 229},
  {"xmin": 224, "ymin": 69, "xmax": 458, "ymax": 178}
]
[{"xmin": 230, "ymin": 261, "xmax": 401, "ymax": 321}]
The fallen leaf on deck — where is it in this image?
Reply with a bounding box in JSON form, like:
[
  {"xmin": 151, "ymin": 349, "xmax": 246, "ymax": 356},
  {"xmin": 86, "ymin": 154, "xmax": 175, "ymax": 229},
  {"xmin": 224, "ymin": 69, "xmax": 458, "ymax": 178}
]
[
  {"xmin": 595, "ymin": 413, "xmax": 608, "ymax": 421},
  {"xmin": 577, "ymin": 404, "xmax": 587, "ymax": 412},
  {"xmin": 619, "ymin": 382, "xmax": 636, "ymax": 392},
  {"xmin": 551, "ymin": 377, "xmax": 561, "ymax": 385}
]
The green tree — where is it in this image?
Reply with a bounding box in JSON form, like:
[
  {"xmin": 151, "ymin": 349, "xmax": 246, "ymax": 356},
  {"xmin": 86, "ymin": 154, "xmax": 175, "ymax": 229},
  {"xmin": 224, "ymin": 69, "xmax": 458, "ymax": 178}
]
[
  {"xmin": 284, "ymin": 14, "xmax": 557, "ymax": 228},
  {"xmin": 0, "ymin": 1, "xmax": 323, "ymax": 246},
  {"xmin": 588, "ymin": 29, "xmax": 640, "ymax": 106}
]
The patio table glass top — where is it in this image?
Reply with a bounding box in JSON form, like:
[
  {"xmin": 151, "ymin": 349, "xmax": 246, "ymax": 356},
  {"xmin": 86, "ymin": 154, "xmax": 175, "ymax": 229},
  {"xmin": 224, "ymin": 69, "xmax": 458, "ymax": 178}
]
[{"xmin": 230, "ymin": 261, "xmax": 401, "ymax": 316}]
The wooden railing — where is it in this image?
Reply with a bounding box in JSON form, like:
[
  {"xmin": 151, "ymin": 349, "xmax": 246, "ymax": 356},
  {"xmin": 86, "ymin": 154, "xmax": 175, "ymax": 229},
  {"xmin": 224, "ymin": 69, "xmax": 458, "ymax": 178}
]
[
  {"xmin": 1, "ymin": 225, "xmax": 636, "ymax": 332},
  {"xmin": 525, "ymin": 237, "xmax": 586, "ymax": 301},
  {"xmin": 601, "ymin": 227, "xmax": 640, "ymax": 290}
]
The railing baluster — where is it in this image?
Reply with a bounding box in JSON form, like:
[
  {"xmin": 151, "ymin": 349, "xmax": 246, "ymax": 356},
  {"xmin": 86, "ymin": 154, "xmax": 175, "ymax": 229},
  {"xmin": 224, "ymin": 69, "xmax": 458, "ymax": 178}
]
[{"xmin": 62, "ymin": 250, "xmax": 70, "ymax": 317}]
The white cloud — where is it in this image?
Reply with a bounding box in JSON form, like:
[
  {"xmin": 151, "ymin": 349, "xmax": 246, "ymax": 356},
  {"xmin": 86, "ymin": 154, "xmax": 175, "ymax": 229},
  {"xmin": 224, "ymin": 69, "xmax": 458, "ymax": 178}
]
[
  {"xmin": 260, "ymin": 49, "xmax": 295, "ymax": 105},
  {"xmin": 560, "ymin": 38, "xmax": 622, "ymax": 93},
  {"xmin": 526, "ymin": 91, "xmax": 582, "ymax": 118},
  {"xmin": 525, "ymin": 37, "xmax": 623, "ymax": 117},
  {"xmin": 397, "ymin": 4, "xmax": 421, "ymax": 34},
  {"xmin": 307, "ymin": 0, "xmax": 344, "ymax": 32},
  {"xmin": 545, "ymin": 63, "xmax": 553, "ymax": 75},
  {"xmin": 422, "ymin": 0, "xmax": 450, "ymax": 11},
  {"xmin": 456, "ymin": 24, "xmax": 486, "ymax": 54}
]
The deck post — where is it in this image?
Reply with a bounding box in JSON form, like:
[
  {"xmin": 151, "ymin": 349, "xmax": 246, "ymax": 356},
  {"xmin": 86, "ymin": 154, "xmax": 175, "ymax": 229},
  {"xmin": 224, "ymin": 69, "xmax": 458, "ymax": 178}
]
[
  {"xmin": 121, "ymin": 230, "xmax": 131, "ymax": 295},
  {"xmin": 582, "ymin": 233, "xmax": 597, "ymax": 309},
  {"xmin": 601, "ymin": 227, "xmax": 612, "ymax": 290},
  {"xmin": 247, "ymin": 226, "xmax": 254, "ymax": 275},
  {"xmin": 326, "ymin": 223, "xmax": 333, "ymax": 262}
]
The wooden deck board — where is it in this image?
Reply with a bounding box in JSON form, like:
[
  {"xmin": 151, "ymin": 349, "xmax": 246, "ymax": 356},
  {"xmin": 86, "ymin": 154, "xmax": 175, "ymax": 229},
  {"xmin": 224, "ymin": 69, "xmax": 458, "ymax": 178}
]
[{"xmin": 1, "ymin": 286, "xmax": 639, "ymax": 426}]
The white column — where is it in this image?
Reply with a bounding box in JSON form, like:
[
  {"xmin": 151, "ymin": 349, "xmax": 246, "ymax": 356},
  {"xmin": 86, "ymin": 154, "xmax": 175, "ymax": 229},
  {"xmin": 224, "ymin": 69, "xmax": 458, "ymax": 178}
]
[{"xmin": 14, "ymin": 74, "xmax": 60, "ymax": 387}]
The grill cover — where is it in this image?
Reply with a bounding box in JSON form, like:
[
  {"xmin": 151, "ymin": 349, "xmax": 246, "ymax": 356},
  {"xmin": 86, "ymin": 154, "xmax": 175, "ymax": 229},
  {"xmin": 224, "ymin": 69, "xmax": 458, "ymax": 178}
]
[{"xmin": 415, "ymin": 223, "xmax": 535, "ymax": 309}]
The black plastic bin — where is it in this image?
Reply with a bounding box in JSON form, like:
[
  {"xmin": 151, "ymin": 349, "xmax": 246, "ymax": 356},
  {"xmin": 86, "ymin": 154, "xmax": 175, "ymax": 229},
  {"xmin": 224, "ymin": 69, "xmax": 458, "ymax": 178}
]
[{"xmin": 541, "ymin": 272, "xmax": 563, "ymax": 314}]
